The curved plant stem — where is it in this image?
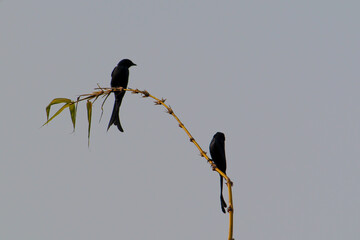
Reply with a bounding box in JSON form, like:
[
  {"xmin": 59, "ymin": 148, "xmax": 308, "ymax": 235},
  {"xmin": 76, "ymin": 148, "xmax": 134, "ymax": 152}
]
[
  {"xmin": 125, "ymin": 88, "xmax": 234, "ymax": 240},
  {"xmin": 45, "ymin": 86, "xmax": 235, "ymax": 240}
]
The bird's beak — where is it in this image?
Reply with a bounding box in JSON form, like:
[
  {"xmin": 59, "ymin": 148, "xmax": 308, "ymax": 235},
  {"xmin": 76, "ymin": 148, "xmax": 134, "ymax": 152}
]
[{"xmin": 133, "ymin": 63, "xmax": 137, "ymax": 66}]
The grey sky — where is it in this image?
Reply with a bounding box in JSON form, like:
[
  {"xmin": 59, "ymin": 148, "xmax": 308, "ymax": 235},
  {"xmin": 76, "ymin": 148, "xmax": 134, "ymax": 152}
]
[{"xmin": 1, "ymin": 1, "xmax": 359, "ymax": 239}]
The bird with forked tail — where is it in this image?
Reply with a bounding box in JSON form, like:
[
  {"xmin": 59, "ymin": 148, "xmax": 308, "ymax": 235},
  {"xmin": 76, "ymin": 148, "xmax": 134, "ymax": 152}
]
[
  {"xmin": 107, "ymin": 59, "xmax": 136, "ymax": 132},
  {"xmin": 209, "ymin": 132, "xmax": 228, "ymax": 213}
]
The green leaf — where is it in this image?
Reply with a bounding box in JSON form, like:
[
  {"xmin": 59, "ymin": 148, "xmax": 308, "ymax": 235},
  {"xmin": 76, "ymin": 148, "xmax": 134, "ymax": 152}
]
[
  {"xmin": 69, "ymin": 103, "xmax": 76, "ymax": 131},
  {"xmin": 42, "ymin": 103, "xmax": 71, "ymax": 127},
  {"xmin": 86, "ymin": 100, "xmax": 93, "ymax": 146},
  {"xmin": 45, "ymin": 98, "xmax": 72, "ymax": 121}
]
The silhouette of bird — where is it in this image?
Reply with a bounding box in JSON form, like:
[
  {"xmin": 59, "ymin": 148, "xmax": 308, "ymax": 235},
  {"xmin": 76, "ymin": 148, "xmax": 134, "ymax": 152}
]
[
  {"xmin": 209, "ymin": 132, "xmax": 227, "ymax": 213},
  {"xmin": 107, "ymin": 59, "xmax": 136, "ymax": 132}
]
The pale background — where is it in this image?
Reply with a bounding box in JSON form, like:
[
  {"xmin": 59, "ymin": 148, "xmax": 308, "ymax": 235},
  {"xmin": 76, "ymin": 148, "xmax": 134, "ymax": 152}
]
[{"xmin": 1, "ymin": 1, "xmax": 359, "ymax": 239}]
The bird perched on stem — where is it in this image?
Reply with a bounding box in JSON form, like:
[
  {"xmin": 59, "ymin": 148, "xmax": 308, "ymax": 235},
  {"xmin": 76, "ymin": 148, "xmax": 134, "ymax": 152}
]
[
  {"xmin": 107, "ymin": 59, "xmax": 136, "ymax": 132},
  {"xmin": 209, "ymin": 132, "xmax": 227, "ymax": 213}
]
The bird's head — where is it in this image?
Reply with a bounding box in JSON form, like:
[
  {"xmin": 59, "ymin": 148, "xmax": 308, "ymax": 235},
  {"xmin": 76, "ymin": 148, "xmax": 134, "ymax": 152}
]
[
  {"xmin": 118, "ymin": 59, "xmax": 136, "ymax": 68},
  {"xmin": 214, "ymin": 132, "xmax": 225, "ymax": 141}
]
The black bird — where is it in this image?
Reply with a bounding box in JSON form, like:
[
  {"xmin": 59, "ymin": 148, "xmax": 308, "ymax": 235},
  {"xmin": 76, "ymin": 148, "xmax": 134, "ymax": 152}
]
[
  {"xmin": 209, "ymin": 132, "xmax": 227, "ymax": 213},
  {"xmin": 107, "ymin": 59, "xmax": 136, "ymax": 132}
]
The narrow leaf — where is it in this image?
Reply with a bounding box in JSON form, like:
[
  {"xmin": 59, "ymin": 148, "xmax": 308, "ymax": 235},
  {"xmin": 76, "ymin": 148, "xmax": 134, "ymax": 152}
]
[
  {"xmin": 99, "ymin": 92, "xmax": 111, "ymax": 123},
  {"xmin": 42, "ymin": 103, "xmax": 71, "ymax": 126},
  {"xmin": 45, "ymin": 98, "xmax": 72, "ymax": 120},
  {"xmin": 69, "ymin": 102, "xmax": 76, "ymax": 131},
  {"xmin": 75, "ymin": 96, "xmax": 80, "ymax": 113},
  {"xmin": 86, "ymin": 100, "xmax": 93, "ymax": 146}
]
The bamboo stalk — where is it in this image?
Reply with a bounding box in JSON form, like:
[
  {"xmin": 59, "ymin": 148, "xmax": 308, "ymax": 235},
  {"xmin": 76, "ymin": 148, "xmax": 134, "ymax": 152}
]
[{"xmin": 47, "ymin": 86, "xmax": 235, "ymax": 239}]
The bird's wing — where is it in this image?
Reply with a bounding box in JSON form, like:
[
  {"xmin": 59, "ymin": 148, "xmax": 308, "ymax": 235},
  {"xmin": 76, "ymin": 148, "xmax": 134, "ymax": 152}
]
[{"xmin": 111, "ymin": 66, "xmax": 117, "ymax": 78}]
